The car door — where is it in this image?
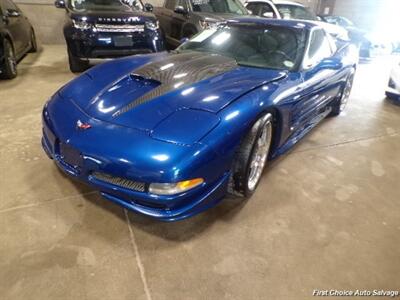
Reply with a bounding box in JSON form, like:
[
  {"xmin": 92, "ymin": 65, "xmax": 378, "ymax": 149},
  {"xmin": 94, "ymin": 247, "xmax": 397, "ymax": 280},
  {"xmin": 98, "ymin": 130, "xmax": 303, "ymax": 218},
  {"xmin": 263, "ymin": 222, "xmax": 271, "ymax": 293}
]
[
  {"xmin": 158, "ymin": 0, "xmax": 176, "ymax": 41},
  {"xmin": 170, "ymin": 0, "xmax": 189, "ymax": 42},
  {"xmin": 291, "ymin": 28, "xmax": 343, "ymax": 132},
  {"xmin": 0, "ymin": 0, "xmax": 29, "ymax": 55}
]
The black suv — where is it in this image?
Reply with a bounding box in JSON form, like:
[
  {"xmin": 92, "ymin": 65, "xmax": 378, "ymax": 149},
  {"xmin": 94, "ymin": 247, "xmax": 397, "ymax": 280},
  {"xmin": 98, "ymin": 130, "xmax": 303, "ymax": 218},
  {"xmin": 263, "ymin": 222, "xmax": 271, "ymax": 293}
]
[
  {"xmin": 154, "ymin": 0, "xmax": 248, "ymax": 48},
  {"xmin": 55, "ymin": 0, "xmax": 165, "ymax": 72},
  {"xmin": 0, "ymin": 0, "xmax": 37, "ymax": 79}
]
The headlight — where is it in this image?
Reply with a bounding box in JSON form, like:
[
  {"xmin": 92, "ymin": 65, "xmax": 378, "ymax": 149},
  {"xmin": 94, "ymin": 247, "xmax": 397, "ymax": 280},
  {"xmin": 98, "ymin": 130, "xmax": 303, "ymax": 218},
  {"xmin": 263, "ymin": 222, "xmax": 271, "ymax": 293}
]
[
  {"xmin": 145, "ymin": 20, "xmax": 159, "ymax": 31},
  {"xmin": 72, "ymin": 19, "xmax": 92, "ymax": 30},
  {"xmin": 149, "ymin": 178, "xmax": 204, "ymax": 195}
]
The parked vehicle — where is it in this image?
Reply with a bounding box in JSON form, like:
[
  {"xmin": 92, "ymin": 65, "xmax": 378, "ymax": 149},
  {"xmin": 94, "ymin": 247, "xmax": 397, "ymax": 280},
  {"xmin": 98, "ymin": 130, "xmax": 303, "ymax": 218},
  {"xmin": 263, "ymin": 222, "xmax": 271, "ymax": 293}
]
[
  {"xmin": 0, "ymin": 0, "xmax": 37, "ymax": 79},
  {"xmin": 41, "ymin": 18, "xmax": 357, "ymax": 221},
  {"xmin": 153, "ymin": 0, "xmax": 248, "ymax": 48},
  {"xmin": 386, "ymin": 62, "xmax": 400, "ymax": 101},
  {"xmin": 54, "ymin": 0, "xmax": 165, "ymax": 73},
  {"xmin": 244, "ymin": 0, "xmax": 348, "ymax": 40},
  {"xmin": 318, "ymin": 14, "xmax": 393, "ymax": 58},
  {"xmin": 319, "ymin": 15, "xmax": 365, "ymax": 43}
]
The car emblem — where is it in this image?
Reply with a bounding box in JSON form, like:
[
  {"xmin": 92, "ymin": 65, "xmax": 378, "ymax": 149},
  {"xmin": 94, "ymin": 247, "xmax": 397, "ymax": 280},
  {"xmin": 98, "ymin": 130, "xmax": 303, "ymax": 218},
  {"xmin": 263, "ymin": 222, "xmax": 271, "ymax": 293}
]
[{"xmin": 76, "ymin": 120, "xmax": 91, "ymax": 130}]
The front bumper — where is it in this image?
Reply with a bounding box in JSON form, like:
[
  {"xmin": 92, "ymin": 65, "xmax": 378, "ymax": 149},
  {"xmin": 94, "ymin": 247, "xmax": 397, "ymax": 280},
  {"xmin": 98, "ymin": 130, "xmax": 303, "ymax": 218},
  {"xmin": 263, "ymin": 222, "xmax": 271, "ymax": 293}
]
[
  {"xmin": 41, "ymin": 100, "xmax": 228, "ymax": 221},
  {"xmin": 65, "ymin": 26, "xmax": 165, "ymax": 59}
]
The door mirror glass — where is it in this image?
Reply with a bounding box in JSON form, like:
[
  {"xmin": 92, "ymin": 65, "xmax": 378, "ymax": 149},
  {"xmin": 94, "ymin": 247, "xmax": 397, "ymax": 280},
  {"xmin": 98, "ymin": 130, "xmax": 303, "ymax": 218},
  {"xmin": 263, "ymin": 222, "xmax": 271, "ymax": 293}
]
[
  {"xmin": 54, "ymin": 0, "xmax": 66, "ymax": 8},
  {"xmin": 174, "ymin": 5, "xmax": 187, "ymax": 14},
  {"xmin": 144, "ymin": 3, "xmax": 153, "ymax": 12}
]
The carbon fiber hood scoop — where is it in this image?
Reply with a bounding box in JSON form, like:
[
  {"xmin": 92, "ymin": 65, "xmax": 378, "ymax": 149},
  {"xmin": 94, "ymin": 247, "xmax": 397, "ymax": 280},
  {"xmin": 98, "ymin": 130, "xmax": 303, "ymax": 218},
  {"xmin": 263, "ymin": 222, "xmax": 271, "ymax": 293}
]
[{"xmin": 112, "ymin": 52, "xmax": 238, "ymax": 117}]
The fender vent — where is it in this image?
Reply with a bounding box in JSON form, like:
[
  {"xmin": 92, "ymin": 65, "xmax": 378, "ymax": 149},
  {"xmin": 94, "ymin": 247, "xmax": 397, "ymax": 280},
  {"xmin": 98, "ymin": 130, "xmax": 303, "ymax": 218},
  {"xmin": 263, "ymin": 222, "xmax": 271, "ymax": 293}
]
[{"xmin": 91, "ymin": 172, "xmax": 146, "ymax": 192}]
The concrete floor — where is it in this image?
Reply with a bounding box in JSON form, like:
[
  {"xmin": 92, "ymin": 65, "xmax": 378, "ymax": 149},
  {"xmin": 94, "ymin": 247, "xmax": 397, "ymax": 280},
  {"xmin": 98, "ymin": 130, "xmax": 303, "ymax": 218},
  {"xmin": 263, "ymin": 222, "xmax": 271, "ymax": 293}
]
[{"xmin": 0, "ymin": 46, "xmax": 399, "ymax": 300}]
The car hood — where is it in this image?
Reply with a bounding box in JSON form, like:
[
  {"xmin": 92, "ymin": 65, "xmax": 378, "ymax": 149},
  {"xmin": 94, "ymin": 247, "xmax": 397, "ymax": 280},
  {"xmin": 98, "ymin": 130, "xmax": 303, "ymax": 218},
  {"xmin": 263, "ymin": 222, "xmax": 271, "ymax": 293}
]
[
  {"xmin": 59, "ymin": 52, "xmax": 286, "ymax": 131},
  {"xmin": 69, "ymin": 10, "xmax": 156, "ymax": 23}
]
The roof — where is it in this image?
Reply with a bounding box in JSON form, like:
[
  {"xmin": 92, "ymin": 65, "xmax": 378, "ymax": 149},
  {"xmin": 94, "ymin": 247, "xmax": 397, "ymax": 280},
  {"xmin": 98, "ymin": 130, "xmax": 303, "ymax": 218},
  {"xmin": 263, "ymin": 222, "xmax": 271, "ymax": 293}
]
[
  {"xmin": 273, "ymin": 0, "xmax": 304, "ymax": 6},
  {"xmin": 226, "ymin": 16, "xmax": 319, "ymax": 31},
  {"xmin": 244, "ymin": 0, "xmax": 305, "ymax": 7}
]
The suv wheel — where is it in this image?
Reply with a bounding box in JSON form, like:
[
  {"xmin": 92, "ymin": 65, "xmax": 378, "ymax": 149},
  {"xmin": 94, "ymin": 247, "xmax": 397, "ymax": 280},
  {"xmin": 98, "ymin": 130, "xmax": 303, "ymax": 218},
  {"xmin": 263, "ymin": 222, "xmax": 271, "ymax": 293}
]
[
  {"xmin": 1, "ymin": 39, "xmax": 17, "ymax": 79},
  {"xmin": 68, "ymin": 47, "xmax": 89, "ymax": 73}
]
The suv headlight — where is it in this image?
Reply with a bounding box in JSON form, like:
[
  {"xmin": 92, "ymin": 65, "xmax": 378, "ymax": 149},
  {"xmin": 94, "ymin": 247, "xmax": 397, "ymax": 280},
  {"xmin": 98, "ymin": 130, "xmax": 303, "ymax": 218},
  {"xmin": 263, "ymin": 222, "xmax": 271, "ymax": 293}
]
[
  {"xmin": 145, "ymin": 20, "xmax": 159, "ymax": 31},
  {"xmin": 149, "ymin": 178, "xmax": 204, "ymax": 195},
  {"xmin": 72, "ymin": 19, "xmax": 92, "ymax": 30}
]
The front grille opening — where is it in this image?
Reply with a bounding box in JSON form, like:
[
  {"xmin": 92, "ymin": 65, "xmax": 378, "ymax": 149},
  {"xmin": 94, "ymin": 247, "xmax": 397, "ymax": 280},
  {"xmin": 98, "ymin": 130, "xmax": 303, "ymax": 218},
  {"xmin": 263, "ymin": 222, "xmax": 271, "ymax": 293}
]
[{"xmin": 92, "ymin": 172, "xmax": 146, "ymax": 192}]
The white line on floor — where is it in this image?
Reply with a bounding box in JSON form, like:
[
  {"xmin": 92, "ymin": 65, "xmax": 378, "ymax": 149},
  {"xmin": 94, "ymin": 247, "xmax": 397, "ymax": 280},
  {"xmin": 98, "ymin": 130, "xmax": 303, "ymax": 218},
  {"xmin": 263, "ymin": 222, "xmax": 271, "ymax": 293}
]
[{"xmin": 124, "ymin": 209, "xmax": 152, "ymax": 300}]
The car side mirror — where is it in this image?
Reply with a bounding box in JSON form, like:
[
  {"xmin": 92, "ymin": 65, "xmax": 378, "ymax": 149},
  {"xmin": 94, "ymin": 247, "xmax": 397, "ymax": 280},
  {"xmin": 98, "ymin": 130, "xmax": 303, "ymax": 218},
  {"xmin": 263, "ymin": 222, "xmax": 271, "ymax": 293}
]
[
  {"xmin": 6, "ymin": 9, "xmax": 20, "ymax": 17},
  {"xmin": 54, "ymin": 0, "xmax": 66, "ymax": 8},
  {"xmin": 262, "ymin": 12, "xmax": 274, "ymax": 18},
  {"xmin": 144, "ymin": 3, "xmax": 153, "ymax": 12},
  {"xmin": 174, "ymin": 6, "xmax": 187, "ymax": 15}
]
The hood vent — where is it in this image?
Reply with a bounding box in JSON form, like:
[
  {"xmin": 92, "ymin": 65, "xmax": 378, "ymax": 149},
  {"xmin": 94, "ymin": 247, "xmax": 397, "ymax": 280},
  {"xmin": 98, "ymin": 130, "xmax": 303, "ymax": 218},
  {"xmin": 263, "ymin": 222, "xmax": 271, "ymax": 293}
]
[{"xmin": 112, "ymin": 52, "xmax": 238, "ymax": 117}]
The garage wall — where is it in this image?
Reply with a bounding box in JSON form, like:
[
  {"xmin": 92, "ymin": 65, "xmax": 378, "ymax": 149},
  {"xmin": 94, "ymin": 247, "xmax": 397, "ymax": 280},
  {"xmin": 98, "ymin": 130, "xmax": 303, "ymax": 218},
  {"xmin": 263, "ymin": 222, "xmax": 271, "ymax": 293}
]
[{"xmin": 332, "ymin": 0, "xmax": 400, "ymax": 32}]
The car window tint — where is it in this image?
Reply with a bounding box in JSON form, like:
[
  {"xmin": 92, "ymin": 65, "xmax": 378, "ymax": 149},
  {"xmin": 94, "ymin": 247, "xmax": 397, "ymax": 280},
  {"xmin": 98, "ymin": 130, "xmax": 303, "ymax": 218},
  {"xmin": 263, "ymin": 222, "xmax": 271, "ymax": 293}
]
[
  {"xmin": 259, "ymin": 3, "xmax": 275, "ymax": 17},
  {"xmin": 246, "ymin": 3, "xmax": 261, "ymax": 15},
  {"xmin": 191, "ymin": 0, "xmax": 247, "ymax": 14},
  {"xmin": 305, "ymin": 29, "xmax": 332, "ymax": 67},
  {"xmin": 179, "ymin": 24, "xmax": 304, "ymax": 70}
]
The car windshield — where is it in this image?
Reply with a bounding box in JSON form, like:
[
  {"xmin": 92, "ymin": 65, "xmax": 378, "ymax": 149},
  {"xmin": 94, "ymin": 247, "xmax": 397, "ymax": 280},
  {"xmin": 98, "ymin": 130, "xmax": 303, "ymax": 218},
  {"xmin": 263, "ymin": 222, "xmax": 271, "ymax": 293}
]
[
  {"xmin": 276, "ymin": 4, "xmax": 317, "ymax": 21},
  {"xmin": 177, "ymin": 24, "xmax": 305, "ymax": 70},
  {"xmin": 190, "ymin": 0, "xmax": 248, "ymax": 14},
  {"xmin": 68, "ymin": 0, "xmax": 143, "ymax": 12}
]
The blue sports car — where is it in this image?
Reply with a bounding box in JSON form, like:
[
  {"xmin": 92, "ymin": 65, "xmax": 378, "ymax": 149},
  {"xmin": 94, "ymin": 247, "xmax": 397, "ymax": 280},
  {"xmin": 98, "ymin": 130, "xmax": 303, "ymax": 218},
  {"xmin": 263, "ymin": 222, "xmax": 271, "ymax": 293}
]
[{"xmin": 42, "ymin": 18, "xmax": 357, "ymax": 221}]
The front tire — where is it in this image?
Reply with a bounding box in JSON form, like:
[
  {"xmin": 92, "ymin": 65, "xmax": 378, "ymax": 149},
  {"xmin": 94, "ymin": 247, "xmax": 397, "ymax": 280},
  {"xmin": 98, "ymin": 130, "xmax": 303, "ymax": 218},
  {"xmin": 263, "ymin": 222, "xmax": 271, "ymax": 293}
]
[
  {"xmin": 68, "ymin": 47, "xmax": 89, "ymax": 73},
  {"xmin": 329, "ymin": 69, "xmax": 355, "ymax": 117},
  {"xmin": 228, "ymin": 113, "xmax": 273, "ymax": 197},
  {"xmin": 1, "ymin": 39, "xmax": 17, "ymax": 79}
]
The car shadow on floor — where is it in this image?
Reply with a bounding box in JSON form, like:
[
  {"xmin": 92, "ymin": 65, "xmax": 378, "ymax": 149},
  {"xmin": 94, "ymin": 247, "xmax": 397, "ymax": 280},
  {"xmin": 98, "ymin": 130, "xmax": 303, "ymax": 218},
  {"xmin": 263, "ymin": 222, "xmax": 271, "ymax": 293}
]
[{"xmin": 54, "ymin": 150, "xmax": 289, "ymax": 242}]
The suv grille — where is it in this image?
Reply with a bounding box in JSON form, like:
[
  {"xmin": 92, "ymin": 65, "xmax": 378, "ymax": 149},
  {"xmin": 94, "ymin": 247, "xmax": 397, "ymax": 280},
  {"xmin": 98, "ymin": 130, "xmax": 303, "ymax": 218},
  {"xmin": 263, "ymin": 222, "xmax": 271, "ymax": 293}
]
[
  {"xmin": 92, "ymin": 172, "xmax": 146, "ymax": 192},
  {"xmin": 95, "ymin": 24, "xmax": 145, "ymax": 32}
]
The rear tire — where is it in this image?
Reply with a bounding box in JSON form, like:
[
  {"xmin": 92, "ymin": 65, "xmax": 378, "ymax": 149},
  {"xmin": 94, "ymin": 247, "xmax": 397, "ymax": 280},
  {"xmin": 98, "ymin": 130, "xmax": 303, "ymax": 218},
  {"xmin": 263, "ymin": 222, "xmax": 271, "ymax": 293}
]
[
  {"xmin": 1, "ymin": 39, "xmax": 17, "ymax": 79},
  {"xmin": 68, "ymin": 47, "xmax": 89, "ymax": 73},
  {"xmin": 228, "ymin": 113, "xmax": 273, "ymax": 198},
  {"xmin": 329, "ymin": 69, "xmax": 355, "ymax": 117}
]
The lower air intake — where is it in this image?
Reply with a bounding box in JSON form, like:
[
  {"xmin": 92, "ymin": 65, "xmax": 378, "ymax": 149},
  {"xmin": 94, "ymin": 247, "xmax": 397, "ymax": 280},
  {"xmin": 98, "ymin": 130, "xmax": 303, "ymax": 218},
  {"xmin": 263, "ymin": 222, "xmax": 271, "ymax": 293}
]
[{"xmin": 92, "ymin": 172, "xmax": 146, "ymax": 192}]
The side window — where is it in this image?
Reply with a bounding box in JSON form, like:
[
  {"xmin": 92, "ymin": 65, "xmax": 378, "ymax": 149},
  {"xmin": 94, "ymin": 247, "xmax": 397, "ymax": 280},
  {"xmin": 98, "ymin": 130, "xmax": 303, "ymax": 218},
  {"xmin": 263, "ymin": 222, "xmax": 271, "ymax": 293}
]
[
  {"xmin": 177, "ymin": 0, "xmax": 187, "ymax": 9},
  {"xmin": 246, "ymin": 3, "xmax": 261, "ymax": 16},
  {"xmin": 165, "ymin": 0, "xmax": 177, "ymax": 10},
  {"xmin": 304, "ymin": 29, "xmax": 332, "ymax": 67},
  {"xmin": 259, "ymin": 3, "xmax": 276, "ymax": 18}
]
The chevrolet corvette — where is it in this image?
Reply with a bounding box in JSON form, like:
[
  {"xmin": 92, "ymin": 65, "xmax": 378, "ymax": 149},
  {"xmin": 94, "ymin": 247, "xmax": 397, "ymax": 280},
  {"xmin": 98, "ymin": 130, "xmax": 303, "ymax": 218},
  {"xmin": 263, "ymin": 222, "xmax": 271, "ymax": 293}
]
[{"xmin": 42, "ymin": 18, "xmax": 358, "ymax": 221}]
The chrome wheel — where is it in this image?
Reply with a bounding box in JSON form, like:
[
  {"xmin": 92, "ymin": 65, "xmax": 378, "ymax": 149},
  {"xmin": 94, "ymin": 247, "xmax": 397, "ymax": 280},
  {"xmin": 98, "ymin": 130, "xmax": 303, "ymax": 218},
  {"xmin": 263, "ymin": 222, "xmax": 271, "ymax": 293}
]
[
  {"xmin": 247, "ymin": 119, "xmax": 272, "ymax": 191},
  {"xmin": 340, "ymin": 74, "xmax": 354, "ymax": 111}
]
